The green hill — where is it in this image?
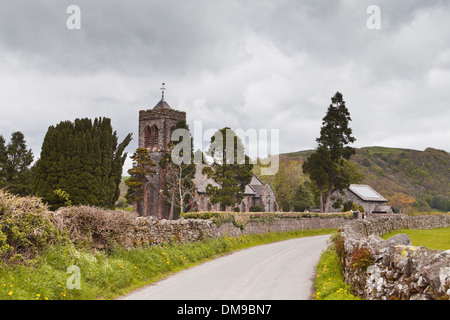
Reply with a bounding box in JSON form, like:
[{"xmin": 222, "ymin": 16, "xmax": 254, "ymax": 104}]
[{"xmin": 260, "ymin": 146, "xmax": 450, "ymax": 212}]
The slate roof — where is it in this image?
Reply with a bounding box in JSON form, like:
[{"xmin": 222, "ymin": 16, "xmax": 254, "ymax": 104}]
[
  {"xmin": 153, "ymin": 99, "xmax": 172, "ymax": 110},
  {"xmin": 193, "ymin": 164, "xmax": 264, "ymax": 196},
  {"xmin": 193, "ymin": 164, "xmax": 219, "ymax": 193},
  {"xmin": 349, "ymin": 184, "xmax": 388, "ymax": 202},
  {"xmin": 373, "ymin": 205, "xmax": 392, "ymax": 213}
]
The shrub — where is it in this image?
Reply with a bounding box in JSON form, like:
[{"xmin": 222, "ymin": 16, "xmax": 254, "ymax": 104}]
[
  {"xmin": 249, "ymin": 206, "xmax": 262, "ymax": 212},
  {"xmin": 52, "ymin": 206, "xmax": 137, "ymax": 251},
  {"xmin": 343, "ymin": 201, "xmax": 353, "ymax": 212},
  {"xmin": 330, "ymin": 232, "xmax": 345, "ymax": 264},
  {"xmin": 350, "ymin": 247, "xmax": 374, "ymax": 271},
  {"xmin": 0, "ymin": 189, "xmax": 60, "ymax": 261}
]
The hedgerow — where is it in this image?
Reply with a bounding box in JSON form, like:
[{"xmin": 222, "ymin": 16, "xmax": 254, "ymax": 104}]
[{"xmin": 0, "ymin": 189, "xmax": 61, "ymax": 262}]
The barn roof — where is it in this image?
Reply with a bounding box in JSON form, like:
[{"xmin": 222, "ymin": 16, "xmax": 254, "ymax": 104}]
[{"xmin": 349, "ymin": 184, "xmax": 388, "ymax": 202}]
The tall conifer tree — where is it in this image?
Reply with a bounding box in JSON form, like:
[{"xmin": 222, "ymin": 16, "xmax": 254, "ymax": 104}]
[
  {"xmin": 303, "ymin": 92, "xmax": 359, "ymax": 212},
  {"xmin": 0, "ymin": 132, "xmax": 34, "ymax": 196},
  {"xmin": 33, "ymin": 117, "xmax": 132, "ymax": 209}
]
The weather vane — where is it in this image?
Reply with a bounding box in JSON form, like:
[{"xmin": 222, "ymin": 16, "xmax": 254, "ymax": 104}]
[{"xmin": 161, "ymin": 82, "xmax": 166, "ymax": 101}]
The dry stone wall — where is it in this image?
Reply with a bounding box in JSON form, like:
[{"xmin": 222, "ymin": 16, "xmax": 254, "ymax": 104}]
[
  {"xmin": 126, "ymin": 214, "xmax": 351, "ymax": 247},
  {"xmin": 58, "ymin": 206, "xmax": 352, "ymax": 250},
  {"xmin": 128, "ymin": 216, "xmax": 220, "ymax": 247},
  {"xmin": 341, "ymin": 214, "xmax": 450, "ymax": 300},
  {"xmin": 216, "ymin": 216, "xmax": 349, "ymax": 238}
]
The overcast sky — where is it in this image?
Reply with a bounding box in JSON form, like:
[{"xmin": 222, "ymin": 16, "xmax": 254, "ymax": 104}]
[{"xmin": 1, "ymin": 0, "xmax": 450, "ymax": 171}]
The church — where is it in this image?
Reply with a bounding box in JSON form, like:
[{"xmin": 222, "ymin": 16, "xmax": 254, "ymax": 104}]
[{"xmin": 135, "ymin": 85, "xmax": 278, "ymax": 218}]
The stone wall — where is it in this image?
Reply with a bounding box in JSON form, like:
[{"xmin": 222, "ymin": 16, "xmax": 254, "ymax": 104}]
[
  {"xmin": 340, "ymin": 214, "xmax": 450, "ymax": 300},
  {"xmin": 217, "ymin": 216, "xmax": 350, "ymax": 238},
  {"xmin": 126, "ymin": 213, "xmax": 352, "ymax": 247},
  {"xmin": 128, "ymin": 216, "xmax": 220, "ymax": 247}
]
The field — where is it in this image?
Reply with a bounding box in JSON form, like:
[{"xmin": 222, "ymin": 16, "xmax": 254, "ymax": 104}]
[{"xmin": 381, "ymin": 227, "xmax": 450, "ymax": 250}]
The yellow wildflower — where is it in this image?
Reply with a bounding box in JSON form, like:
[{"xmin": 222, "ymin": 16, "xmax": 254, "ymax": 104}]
[{"xmin": 8, "ymin": 291, "xmax": 13, "ymax": 296}]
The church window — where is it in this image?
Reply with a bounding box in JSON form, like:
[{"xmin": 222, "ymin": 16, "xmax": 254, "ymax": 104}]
[
  {"xmin": 149, "ymin": 186, "xmax": 155, "ymax": 203},
  {"xmin": 153, "ymin": 125, "xmax": 159, "ymax": 146},
  {"xmin": 200, "ymin": 197, "xmax": 204, "ymax": 211},
  {"xmin": 146, "ymin": 127, "xmax": 152, "ymax": 147}
]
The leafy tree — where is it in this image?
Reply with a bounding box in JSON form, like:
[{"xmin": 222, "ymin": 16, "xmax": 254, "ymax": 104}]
[
  {"xmin": 257, "ymin": 159, "xmax": 305, "ymax": 212},
  {"xmin": 202, "ymin": 127, "xmax": 253, "ymax": 210},
  {"xmin": 159, "ymin": 120, "xmax": 196, "ymax": 219},
  {"xmin": 0, "ymin": 132, "xmax": 34, "ymax": 196},
  {"xmin": 125, "ymin": 148, "xmax": 156, "ymax": 206},
  {"xmin": 33, "ymin": 118, "xmax": 132, "ymax": 209}
]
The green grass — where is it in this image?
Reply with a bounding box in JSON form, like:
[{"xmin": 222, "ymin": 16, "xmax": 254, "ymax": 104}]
[
  {"xmin": 313, "ymin": 245, "xmax": 360, "ymax": 300},
  {"xmin": 381, "ymin": 227, "xmax": 450, "ymax": 250},
  {"xmin": 0, "ymin": 228, "xmax": 336, "ymax": 300}
]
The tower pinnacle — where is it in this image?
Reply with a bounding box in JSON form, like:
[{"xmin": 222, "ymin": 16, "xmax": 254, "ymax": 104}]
[{"xmin": 160, "ymin": 82, "xmax": 166, "ymax": 101}]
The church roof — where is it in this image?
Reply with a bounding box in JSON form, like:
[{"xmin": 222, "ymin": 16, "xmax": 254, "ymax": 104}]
[
  {"xmin": 153, "ymin": 99, "xmax": 172, "ymax": 110},
  {"xmin": 193, "ymin": 163, "xmax": 265, "ymax": 197},
  {"xmin": 193, "ymin": 164, "xmax": 220, "ymax": 193}
]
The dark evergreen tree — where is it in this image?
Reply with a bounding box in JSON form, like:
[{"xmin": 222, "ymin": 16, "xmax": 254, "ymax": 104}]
[
  {"xmin": 303, "ymin": 92, "xmax": 360, "ymax": 212},
  {"xmin": 0, "ymin": 135, "xmax": 7, "ymax": 188},
  {"xmin": 33, "ymin": 118, "xmax": 132, "ymax": 209},
  {"xmin": 316, "ymin": 92, "xmax": 356, "ymax": 161},
  {"xmin": 0, "ymin": 132, "xmax": 34, "ymax": 196},
  {"xmin": 125, "ymin": 148, "xmax": 155, "ymax": 205},
  {"xmin": 291, "ymin": 183, "xmax": 314, "ymax": 212}
]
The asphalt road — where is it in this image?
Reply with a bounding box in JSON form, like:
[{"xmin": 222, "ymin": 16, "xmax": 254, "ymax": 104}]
[{"xmin": 120, "ymin": 234, "xmax": 330, "ymax": 300}]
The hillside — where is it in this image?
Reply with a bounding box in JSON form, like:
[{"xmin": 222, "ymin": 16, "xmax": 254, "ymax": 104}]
[{"xmin": 259, "ymin": 146, "xmax": 450, "ymax": 212}]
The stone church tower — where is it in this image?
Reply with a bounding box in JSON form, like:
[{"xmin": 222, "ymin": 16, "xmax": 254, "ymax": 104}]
[{"xmin": 136, "ymin": 84, "xmax": 186, "ymax": 218}]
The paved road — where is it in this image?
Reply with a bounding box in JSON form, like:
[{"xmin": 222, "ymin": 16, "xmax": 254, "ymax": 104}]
[{"xmin": 120, "ymin": 234, "xmax": 330, "ymax": 300}]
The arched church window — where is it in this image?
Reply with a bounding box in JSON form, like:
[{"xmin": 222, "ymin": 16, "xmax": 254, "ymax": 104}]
[
  {"xmin": 149, "ymin": 186, "xmax": 155, "ymax": 203},
  {"xmin": 146, "ymin": 126, "xmax": 152, "ymax": 147},
  {"xmin": 153, "ymin": 125, "xmax": 159, "ymax": 146}
]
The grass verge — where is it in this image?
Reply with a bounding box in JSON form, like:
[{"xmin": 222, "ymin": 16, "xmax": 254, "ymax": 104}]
[
  {"xmin": 313, "ymin": 238, "xmax": 360, "ymax": 300},
  {"xmin": 381, "ymin": 226, "xmax": 450, "ymax": 250},
  {"xmin": 0, "ymin": 228, "xmax": 335, "ymax": 300}
]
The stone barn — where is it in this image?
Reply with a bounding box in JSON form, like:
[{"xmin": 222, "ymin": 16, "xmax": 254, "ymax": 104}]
[{"xmin": 331, "ymin": 184, "xmax": 392, "ymax": 214}]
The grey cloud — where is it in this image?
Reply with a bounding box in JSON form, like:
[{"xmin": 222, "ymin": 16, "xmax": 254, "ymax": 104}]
[{"xmin": 0, "ymin": 0, "xmax": 449, "ymax": 171}]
